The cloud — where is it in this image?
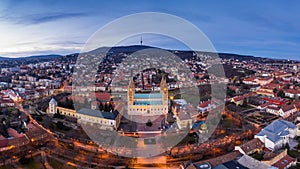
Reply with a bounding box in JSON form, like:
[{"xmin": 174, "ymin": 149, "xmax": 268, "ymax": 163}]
[
  {"xmin": 1, "ymin": 12, "xmax": 90, "ymax": 25},
  {"xmin": 0, "ymin": 41, "xmax": 83, "ymax": 57}
]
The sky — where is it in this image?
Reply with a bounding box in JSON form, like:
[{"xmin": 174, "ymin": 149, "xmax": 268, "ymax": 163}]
[{"xmin": 0, "ymin": 0, "xmax": 300, "ymax": 60}]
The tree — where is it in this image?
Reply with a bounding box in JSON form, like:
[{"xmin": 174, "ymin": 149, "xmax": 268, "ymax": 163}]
[
  {"xmin": 108, "ymin": 102, "xmax": 114, "ymax": 112},
  {"xmin": 273, "ymin": 88, "xmax": 278, "ymax": 96},
  {"xmin": 277, "ymin": 90, "xmax": 285, "ymax": 98},
  {"xmin": 103, "ymin": 102, "xmax": 109, "ymax": 112},
  {"xmin": 146, "ymin": 119, "xmax": 153, "ymax": 127},
  {"xmin": 56, "ymin": 121, "xmax": 64, "ymax": 130},
  {"xmin": 99, "ymin": 102, "xmax": 103, "ymax": 111},
  {"xmin": 242, "ymin": 98, "xmax": 248, "ymax": 107}
]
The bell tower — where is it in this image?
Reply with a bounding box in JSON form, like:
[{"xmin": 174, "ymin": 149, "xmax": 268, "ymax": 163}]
[
  {"xmin": 160, "ymin": 76, "xmax": 168, "ymax": 106},
  {"xmin": 49, "ymin": 98, "xmax": 57, "ymax": 114},
  {"xmin": 128, "ymin": 78, "xmax": 135, "ymax": 105}
]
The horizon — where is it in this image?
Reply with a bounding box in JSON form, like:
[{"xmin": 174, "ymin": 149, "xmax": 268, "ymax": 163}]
[
  {"xmin": 1, "ymin": 44, "xmax": 300, "ymax": 62},
  {"xmin": 1, "ymin": 1, "xmax": 300, "ymax": 60}
]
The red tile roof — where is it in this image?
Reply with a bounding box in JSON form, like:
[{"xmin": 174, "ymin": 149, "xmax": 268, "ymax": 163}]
[
  {"xmin": 90, "ymin": 92, "xmax": 111, "ymax": 101},
  {"xmin": 267, "ymin": 106, "xmax": 280, "ymax": 111},
  {"xmin": 7, "ymin": 128, "xmax": 24, "ymax": 138},
  {"xmin": 243, "ymin": 77, "xmax": 256, "ymax": 81},
  {"xmin": 232, "ymin": 95, "xmax": 246, "ymax": 102},
  {"xmin": 272, "ymin": 155, "xmax": 296, "ymax": 169},
  {"xmin": 281, "ymin": 104, "xmax": 295, "ymax": 112},
  {"xmin": 198, "ymin": 100, "xmax": 211, "ymax": 108},
  {"xmin": 0, "ymin": 135, "xmax": 9, "ymax": 148},
  {"xmin": 258, "ymin": 102, "xmax": 273, "ymax": 108}
]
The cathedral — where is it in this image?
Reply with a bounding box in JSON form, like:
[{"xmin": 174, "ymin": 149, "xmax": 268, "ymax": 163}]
[{"xmin": 127, "ymin": 76, "xmax": 168, "ymax": 116}]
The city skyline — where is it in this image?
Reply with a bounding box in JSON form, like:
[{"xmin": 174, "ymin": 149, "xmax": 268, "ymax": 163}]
[{"xmin": 1, "ymin": 0, "xmax": 300, "ymax": 60}]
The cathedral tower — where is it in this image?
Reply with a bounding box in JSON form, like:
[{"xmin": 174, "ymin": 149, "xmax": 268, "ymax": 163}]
[
  {"xmin": 49, "ymin": 98, "xmax": 57, "ymax": 114},
  {"xmin": 160, "ymin": 76, "xmax": 168, "ymax": 106},
  {"xmin": 128, "ymin": 78, "xmax": 135, "ymax": 105}
]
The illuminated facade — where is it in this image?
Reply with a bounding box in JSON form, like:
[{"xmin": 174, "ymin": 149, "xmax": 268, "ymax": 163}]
[
  {"xmin": 47, "ymin": 98, "xmax": 121, "ymax": 130},
  {"xmin": 127, "ymin": 77, "xmax": 168, "ymax": 116}
]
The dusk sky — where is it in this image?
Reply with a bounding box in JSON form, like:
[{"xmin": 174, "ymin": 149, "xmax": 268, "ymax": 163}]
[{"xmin": 0, "ymin": 0, "xmax": 300, "ymax": 60}]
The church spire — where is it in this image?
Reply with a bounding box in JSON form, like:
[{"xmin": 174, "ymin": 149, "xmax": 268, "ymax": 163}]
[
  {"xmin": 129, "ymin": 78, "xmax": 135, "ymax": 89},
  {"xmin": 128, "ymin": 78, "xmax": 135, "ymax": 105},
  {"xmin": 160, "ymin": 75, "xmax": 168, "ymax": 106},
  {"xmin": 160, "ymin": 75, "xmax": 167, "ymax": 89}
]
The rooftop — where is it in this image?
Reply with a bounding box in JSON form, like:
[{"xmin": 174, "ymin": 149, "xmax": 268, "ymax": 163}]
[
  {"xmin": 134, "ymin": 93, "xmax": 162, "ymax": 99},
  {"xmin": 256, "ymin": 119, "xmax": 296, "ymax": 143},
  {"xmin": 78, "ymin": 108, "xmax": 118, "ymax": 120}
]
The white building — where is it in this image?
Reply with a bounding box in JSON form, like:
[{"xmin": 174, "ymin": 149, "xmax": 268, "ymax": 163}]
[
  {"xmin": 48, "ymin": 98, "xmax": 121, "ymax": 130},
  {"xmin": 266, "ymin": 104, "xmax": 296, "ymax": 118},
  {"xmin": 255, "ymin": 120, "xmax": 296, "ymax": 150}
]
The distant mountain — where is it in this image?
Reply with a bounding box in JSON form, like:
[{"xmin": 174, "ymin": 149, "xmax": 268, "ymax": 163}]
[
  {"xmin": 82, "ymin": 45, "xmax": 300, "ymax": 64},
  {"xmin": 1, "ymin": 45, "xmax": 298, "ymax": 65},
  {"xmin": 16, "ymin": 54, "xmax": 62, "ymax": 60},
  {"xmin": 88, "ymin": 45, "xmax": 157, "ymax": 54},
  {"xmin": 0, "ymin": 56, "xmax": 12, "ymax": 61},
  {"xmin": 0, "ymin": 54, "xmax": 62, "ymax": 61}
]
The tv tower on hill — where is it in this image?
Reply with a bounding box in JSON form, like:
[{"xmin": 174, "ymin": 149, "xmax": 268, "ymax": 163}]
[{"xmin": 140, "ymin": 35, "xmax": 143, "ymax": 46}]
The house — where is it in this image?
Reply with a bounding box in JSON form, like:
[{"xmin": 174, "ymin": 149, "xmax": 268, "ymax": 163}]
[
  {"xmin": 266, "ymin": 105, "xmax": 280, "ymax": 115},
  {"xmin": 294, "ymin": 117, "xmax": 300, "ymax": 136},
  {"xmin": 227, "ymin": 85, "xmax": 240, "ymax": 93},
  {"xmin": 263, "ymin": 149, "xmax": 296, "ymax": 169},
  {"xmin": 0, "ymin": 94, "xmax": 15, "ymax": 107},
  {"xmin": 279, "ymin": 105, "xmax": 297, "ymax": 118},
  {"xmin": 272, "ymin": 154, "xmax": 296, "ymax": 169},
  {"xmin": 261, "ymin": 97, "xmax": 289, "ymax": 106},
  {"xmin": 230, "ymin": 95, "xmax": 247, "ymax": 106},
  {"xmin": 243, "ymin": 76, "xmax": 257, "ymax": 85},
  {"xmin": 274, "ymin": 72, "xmax": 292, "ymax": 78},
  {"xmin": 256, "ymin": 88, "xmax": 275, "ymax": 97},
  {"xmin": 258, "ymin": 102, "xmax": 273, "ymax": 110},
  {"xmin": 197, "ymin": 100, "xmax": 212, "ymax": 112},
  {"xmin": 266, "ymin": 104, "xmax": 296, "ymax": 118},
  {"xmin": 256, "ymin": 77, "xmax": 273, "ymax": 86},
  {"xmin": 237, "ymin": 155, "xmax": 276, "ymax": 169},
  {"xmin": 234, "ymin": 138, "xmax": 264, "ymax": 155},
  {"xmin": 284, "ymin": 89, "xmax": 300, "ymax": 99},
  {"xmin": 255, "ymin": 120, "xmax": 297, "ymax": 150},
  {"xmin": 294, "ymin": 102, "xmax": 300, "ymax": 111}
]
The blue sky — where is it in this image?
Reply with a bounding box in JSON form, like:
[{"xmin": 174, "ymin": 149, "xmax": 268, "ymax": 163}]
[{"xmin": 0, "ymin": 0, "xmax": 300, "ymax": 60}]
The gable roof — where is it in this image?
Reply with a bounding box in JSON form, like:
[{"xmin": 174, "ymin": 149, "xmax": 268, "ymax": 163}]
[
  {"xmin": 49, "ymin": 98, "xmax": 57, "ymax": 104},
  {"xmin": 272, "ymin": 155, "xmax": 296, "ymax": 169},
  {"xmin": 281, "ymin": 104, "xmax": 295, "ymax": 112},
  {"xmin": 237, "ymin": 155, "xmax": 273, "ymax": 169},
  {"xmin": 256, "ymin": 120, "xmax": 296, "ymax": 143},
  {"xmin": 78, "ymin": 108, "xmax": 118, "ymax": 120},
  {"xmin": 238, "ymin": 138, "xmax": 264, "ymax": 154}
]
